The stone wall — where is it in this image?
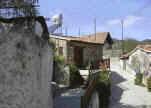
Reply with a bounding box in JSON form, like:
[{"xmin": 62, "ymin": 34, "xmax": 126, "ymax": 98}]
[
  {"xmin": 83, "ymin": 45, "xmax": 103, "ymax": 66},
  {"xmin": 0, "ymin": 19, "xmax": 53, "ymax": 108},
  {"xmin": 53, "ymin": 63, "xmax": 70, "ymax": 86},
  {"xmin": 51, "ymin": 37, "xmax": 68, "ymax": 59},
  {"xmin": 103, "ymin": 41, "xmax": 113, "ymax": 58}
]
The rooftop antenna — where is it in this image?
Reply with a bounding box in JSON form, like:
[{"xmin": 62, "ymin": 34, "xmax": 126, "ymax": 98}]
[{"xmin": 49, "ymin": 13, "xmax": 63, "ymax": 34}]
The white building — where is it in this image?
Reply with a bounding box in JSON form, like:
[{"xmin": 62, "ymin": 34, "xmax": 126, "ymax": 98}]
[{"xmin": 120, "ymin": 45, "xmax": 151, "ymax": 85}]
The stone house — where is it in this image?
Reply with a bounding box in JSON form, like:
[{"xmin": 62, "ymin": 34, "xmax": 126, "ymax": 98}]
[
  {"xmin": 120, "ymin": 45, "xmax": 151, "ymax": 85},
  {"xmin": 78, "ymin": 32, "xmax": 113, "ymax": 58},
  {"xmin": 50, "ymin": 32, "xmax": 113, "ymax": 68}
]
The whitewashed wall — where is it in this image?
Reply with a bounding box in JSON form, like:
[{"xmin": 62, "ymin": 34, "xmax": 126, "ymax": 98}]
[{"xmin": 121, "ymin": 49, "xmax": 151, "ymax": 84}]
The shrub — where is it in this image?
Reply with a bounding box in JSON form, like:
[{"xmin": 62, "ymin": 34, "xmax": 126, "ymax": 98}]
[
  {"xmin": 135, "ymin": 73, "xmax": 143, "ymax": 85},
  {"xmin": 69, "ymin": 64, "xmax": 84, "ymax": 88},
  {"xmin": 147, "ymin": 77, "xmax": 151, "ymax": 92},
  {"xmin": 54, "ymin": 54, "xmax": 66, "ymax": 64},
  {"xmin": 96, "ymin": 71, "xmax": 111, "ymax": 108}
]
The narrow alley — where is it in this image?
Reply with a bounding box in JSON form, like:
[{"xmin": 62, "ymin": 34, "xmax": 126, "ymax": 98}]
[{"xmin": 109, "ymin": 58, "xmax": 151, "ymax": 108}]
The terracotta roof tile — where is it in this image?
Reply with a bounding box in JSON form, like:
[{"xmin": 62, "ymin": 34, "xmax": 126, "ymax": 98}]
[
  {"xmin": 120, "ymin": 45, "xmax": 151, "ymax": 59},
  {"xmin": 75, "ymin": 32, "xmax": 110, "ymax": 44},
  {"xmin": 137, "ymin": 45, "xmax": 151, "ymax": 52},
  {"xmin": 50, "ymin": 32, "xmax": 111, "ymax": 45}
]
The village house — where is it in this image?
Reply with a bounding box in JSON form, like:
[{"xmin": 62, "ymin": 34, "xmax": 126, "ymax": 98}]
[
  {"xmin": 120, "ymin": 45, "xmax": 151, "ymax": 85},
  {"xmin": 50, "ymin": 32, "xmax": 113, "ymax": 68}
]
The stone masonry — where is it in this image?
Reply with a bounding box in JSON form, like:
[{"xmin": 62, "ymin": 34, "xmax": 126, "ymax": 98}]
[{"xmin": 0, "ymin": 19, "xmax": 53, "ymax": 108}]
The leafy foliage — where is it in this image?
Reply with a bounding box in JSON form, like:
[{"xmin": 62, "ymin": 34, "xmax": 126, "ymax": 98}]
[
  {"xmin": 135, "ymin": 73, "xmax": 143, "ymax": 85},
  {"xmin": 147, "ymin": 77, "xmax": 151, "ymax": 92},
  {"xmin": 96, "ymin": 71, "xmax": 110, "ymax": 108},
  {"xmin": 69, "ymin": 63, "xmax": 84, "ymax": 88},
  {"xmin": 112, "ymin": 38, "xmax": 151, "ymax": 53},
  {"xmin": 124, "ymin": 38, "xmax": 140, "ymax": 52}
]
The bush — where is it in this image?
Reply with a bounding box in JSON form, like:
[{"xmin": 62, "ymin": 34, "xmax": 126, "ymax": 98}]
[
  {"xmin": 147, "ymin": 77, "xmax": 151, "ymax": 92},
  {"xmin": 54, "ymin": 54, "xmax": 66, "ymax": 64},
  {"xmin": 96, "ymin": 71, "xmax": 111, "ymax": 108},
  {"xmin": 69, "ymin": 64, "xmax": 84, "ymax": 88},
  {"xmin": 135, "ymin": 73, "xmax": 143, "ymax": 85}
]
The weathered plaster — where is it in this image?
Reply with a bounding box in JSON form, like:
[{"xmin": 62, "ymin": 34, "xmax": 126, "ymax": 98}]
[{"xmin": 0, "ymin": 21, "xmax": 53, "ymax": 108}]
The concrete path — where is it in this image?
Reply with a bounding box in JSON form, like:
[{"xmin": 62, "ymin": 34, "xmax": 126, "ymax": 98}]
[
  {"xmin": 54, "ymin": 88, "xmax": 84, "ymax": 108},
  {"xmin": 109, "ymin": 58, "xmax": 151, "ymax": 108}
]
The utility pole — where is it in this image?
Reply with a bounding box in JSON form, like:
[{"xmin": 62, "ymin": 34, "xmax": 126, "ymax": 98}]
[
  {"xmin": 65, "ymin": 27, "xmax": 68, "ymax": 36},
  {"xmin": 61, "ymin": 25, "xmax": 63, "ymax": 35},
  {"xmin": 94, "ymin": 18, "xmax": 96, "ymax": 41},
  {"xmin": 79, "ymin": 27, "xmax": 81, "ymax": 36},
  {"xmin": 121, "ymin": 20, "xmax": 124, "ymax": 54}
]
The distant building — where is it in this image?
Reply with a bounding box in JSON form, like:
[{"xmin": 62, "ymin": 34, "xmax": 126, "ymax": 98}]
[
  {"xmin": 50, "ymin": 32, "xmax": 113, "ymax": 68},
  {"xmin": 120, "ymin": 45, "xmax": 151, "ymax": 85},
  {"xmin": 78, "ymin": 32, "xmax": 113, "ymax": 58}
]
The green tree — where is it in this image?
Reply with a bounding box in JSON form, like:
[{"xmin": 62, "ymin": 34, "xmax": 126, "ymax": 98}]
[{"xmin": 124, "ymin": 38, "xmax": 139, "ymax": 52}]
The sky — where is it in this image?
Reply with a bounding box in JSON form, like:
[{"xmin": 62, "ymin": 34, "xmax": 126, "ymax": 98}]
[{"xmin": 39, "ymin": 0, "xmax": 151, "ymax": 40}]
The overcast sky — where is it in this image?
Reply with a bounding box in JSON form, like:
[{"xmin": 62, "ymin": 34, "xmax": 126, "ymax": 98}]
[{"xmin": 39, "ymin": 0, "xmax": 151, "ymax": 40}]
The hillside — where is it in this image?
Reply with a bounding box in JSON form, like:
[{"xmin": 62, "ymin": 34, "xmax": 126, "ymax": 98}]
[{"xmin": 112, "ymin": 38, "xmax": 151, "ymax": 53}]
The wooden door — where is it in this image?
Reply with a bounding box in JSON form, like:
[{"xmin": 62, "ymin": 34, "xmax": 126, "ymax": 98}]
[{"xmin": 74, "ymin": 47, "xmax": 83, "ymax": 67}]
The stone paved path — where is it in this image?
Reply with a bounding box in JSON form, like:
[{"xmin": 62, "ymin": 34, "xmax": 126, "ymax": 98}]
[{"xmin": 109, "ymin": 58, "xmax": 151, "ymax": 108}]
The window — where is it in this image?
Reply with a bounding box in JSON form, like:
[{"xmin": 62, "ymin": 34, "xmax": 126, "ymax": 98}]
[{"xmin": 59, "ymin": 47, "xmax": 63, "ymax": 56}]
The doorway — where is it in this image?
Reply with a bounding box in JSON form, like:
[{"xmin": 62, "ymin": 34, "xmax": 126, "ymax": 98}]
[{"xmin": 74, "ymin": 47, "xmax": 83, "ymax": 67}]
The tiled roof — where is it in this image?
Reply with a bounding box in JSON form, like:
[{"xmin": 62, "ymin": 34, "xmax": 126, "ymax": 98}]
[
  {"xmin": 50, "ymin": 34, "xmax": 77, "ymax": 41},
  {"xmin": 136, "ymin": 45, "xmax": 151, "ymax": 52},
  {"xmin": 120, "ymin": 45, "xmax": 151, "ymax": 59},
  {"xmin": 75, "ymin": 32, "xmax": 111, "ymax": 44},
  {"xmin": 50, "ymin": 32, "xmax": 112, "ymax": 45}
]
